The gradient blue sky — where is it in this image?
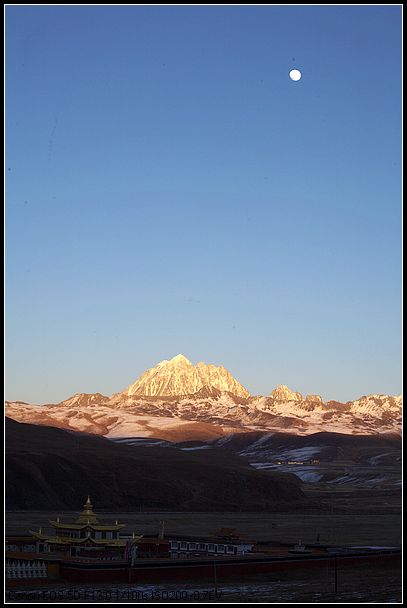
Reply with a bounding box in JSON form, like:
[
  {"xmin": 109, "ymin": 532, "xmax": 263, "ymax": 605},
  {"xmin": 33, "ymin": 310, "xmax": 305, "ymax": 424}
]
[{"xmin": 6, "ymin": 6, "xmax": 402, "ymax": 404}]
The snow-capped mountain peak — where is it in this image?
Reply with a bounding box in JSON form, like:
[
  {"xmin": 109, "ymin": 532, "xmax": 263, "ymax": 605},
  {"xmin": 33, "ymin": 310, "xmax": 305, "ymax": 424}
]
[
  {"xmin": 125, "ymin": 355, "xmax": 250, "ymax": 398},
  {"xmin": 169, "ymin": 354, "xmax": 193, "ymax": 365},
  {"xmin": 305, "ymin": 394, "xmax": 323, "ymax": 403},
  {"xmin": 348, "ymin": 394, "xmax": 402, "ymax": 417},
  {"xmin": 58, "ymin": 393, "xmax": 109, "ymax": 408},
  {"xmin": 270, "ymin": 385, "xmax": 303, "ymax": 402}
]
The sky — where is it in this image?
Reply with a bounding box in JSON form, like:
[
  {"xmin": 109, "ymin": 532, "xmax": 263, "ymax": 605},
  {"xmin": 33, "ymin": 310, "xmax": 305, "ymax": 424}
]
[{"xmin": 6, "ymin": 5, "xmax": 402, "ymax": 404}]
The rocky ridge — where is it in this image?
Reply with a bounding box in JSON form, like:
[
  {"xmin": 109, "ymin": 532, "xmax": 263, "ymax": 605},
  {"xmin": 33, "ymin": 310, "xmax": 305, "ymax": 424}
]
[{"xmin": 5, "ymin": 354, "xmax": 402, "ymax": 441}]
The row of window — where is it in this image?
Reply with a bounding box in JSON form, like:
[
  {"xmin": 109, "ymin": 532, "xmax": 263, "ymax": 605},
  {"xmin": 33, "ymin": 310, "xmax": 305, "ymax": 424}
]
[
  {"xmin": 6, "ymin": 544, "xmax": 36, "ymax": 552},
  {"xmin": 59, "ymin": 530, "xmax": 118, "ymax": 540},
  {"xmin": 170, "ymin": 541, "xmax": 237, "ymax": 553}
]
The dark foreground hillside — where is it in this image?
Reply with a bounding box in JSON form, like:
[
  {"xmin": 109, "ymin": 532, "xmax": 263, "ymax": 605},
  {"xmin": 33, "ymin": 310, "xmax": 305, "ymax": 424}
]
[{"xmin": 5, "ymin": 418, "xmax": 309, "ymax": 511}]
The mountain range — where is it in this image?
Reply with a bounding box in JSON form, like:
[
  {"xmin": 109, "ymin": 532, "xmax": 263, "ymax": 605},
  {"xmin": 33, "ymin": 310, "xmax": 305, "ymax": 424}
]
[{"xmin": 5, "ymin": 354, "xmax": 402, "ymax": 441}]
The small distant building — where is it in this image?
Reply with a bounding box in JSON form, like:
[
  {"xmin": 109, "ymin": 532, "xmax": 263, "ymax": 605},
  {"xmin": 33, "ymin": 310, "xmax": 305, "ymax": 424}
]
[
  {"xmin": 136, "ymin": 538, "xmax": 170, "ymax": 558},
  {"xmin": 289, "ymin": 539, "xmax": 311, "ymax": 554},
  {"xmin": 30, "ymin": 497, "xmax": 142, "ymax": 559}
]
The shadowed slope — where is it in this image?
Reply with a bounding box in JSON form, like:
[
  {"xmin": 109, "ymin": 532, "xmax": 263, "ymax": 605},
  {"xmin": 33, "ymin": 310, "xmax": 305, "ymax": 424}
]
[{"xmin": 5, "ymin": 418, "xmax": 308, "ymax": 512}]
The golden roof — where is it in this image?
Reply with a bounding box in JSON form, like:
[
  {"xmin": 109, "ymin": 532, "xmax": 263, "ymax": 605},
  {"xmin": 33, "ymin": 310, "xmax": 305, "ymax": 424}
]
[
  {"xmin": 75, "ymin": 496, "xmax": 99, "ymax": 524},
  {"xmin": 49, "ymin": 521, "xmax": 125, "ymax": 531},
  {"xmin": 30, "ymin": 531, "xmax": 142, "ymax": 547},
  {"xmin": 49, "ymin": 497, "xmax": 126, "ymax": 530}
]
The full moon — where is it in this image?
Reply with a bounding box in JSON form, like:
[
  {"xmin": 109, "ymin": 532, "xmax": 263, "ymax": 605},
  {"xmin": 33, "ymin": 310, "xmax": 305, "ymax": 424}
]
[{"xmin": 289, "ymin": 69, "xmax": 302, "ymax": 81}]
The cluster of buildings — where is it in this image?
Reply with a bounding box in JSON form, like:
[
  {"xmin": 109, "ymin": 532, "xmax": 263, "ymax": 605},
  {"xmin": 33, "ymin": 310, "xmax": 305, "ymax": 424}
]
[
  {"xmin": 5, "ymin": 497, "xmax": 401, "ymax": 586},
  {"xmin": 275, "ymin": 458, "xmax": 320, "ymax": 465},
  {"xmin": 6, "ymin": 497, "xmax": 254, "ymax": 567}
]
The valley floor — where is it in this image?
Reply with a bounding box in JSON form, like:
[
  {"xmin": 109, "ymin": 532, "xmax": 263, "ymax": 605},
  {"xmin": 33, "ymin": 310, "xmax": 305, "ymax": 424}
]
[{"xmin": 6, "ymin": 482, "xmax": 401, "ymax": 546}]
